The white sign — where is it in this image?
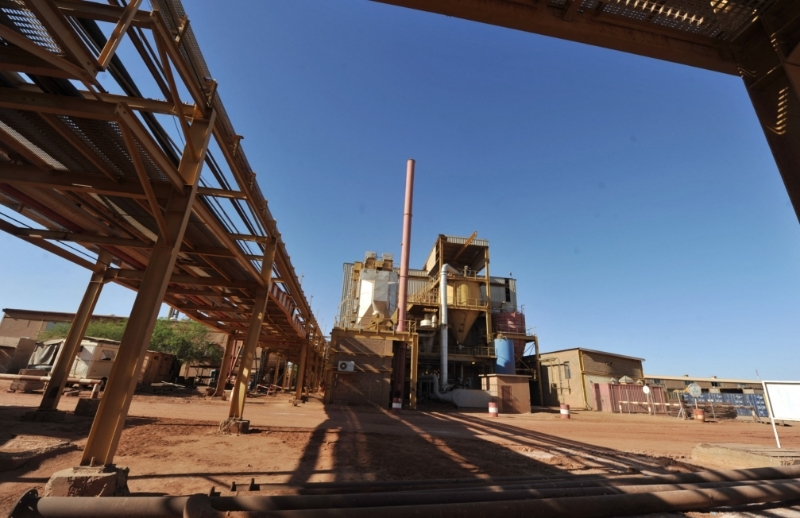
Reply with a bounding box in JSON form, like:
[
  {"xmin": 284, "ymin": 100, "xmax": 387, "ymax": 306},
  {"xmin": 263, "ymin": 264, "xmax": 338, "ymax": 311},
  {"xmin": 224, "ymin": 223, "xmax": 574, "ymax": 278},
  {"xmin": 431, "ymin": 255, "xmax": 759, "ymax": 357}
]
[
  {"xmin": 763, "ymin": 381, "xmax": 800, "ymax": 421},
  {"xmin": 642, "ymin": 385, "xmax": 651, "ymax": 395},
  {"xmin": 687, "ymin": 383, "xmax": 702, "ymax": 398},
  {"xmin": 762, "ymin": 380, "xmax": 800, "ymax": 449}
]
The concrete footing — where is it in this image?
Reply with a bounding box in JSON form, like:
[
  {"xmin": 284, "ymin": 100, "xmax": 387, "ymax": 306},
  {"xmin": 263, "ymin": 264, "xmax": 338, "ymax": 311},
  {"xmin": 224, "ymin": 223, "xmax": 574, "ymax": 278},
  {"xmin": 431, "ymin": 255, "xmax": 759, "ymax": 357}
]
[
  {"xmin": 218, "ymin": 418, "xmax": 249, "ymax": 435},
  {"xmin": 44, "ymin": 465, "xmax": 130, "ymax": 496},
  {"xmin": 692, "ymin": 443, "xmax": 800, "ymax": 470}
]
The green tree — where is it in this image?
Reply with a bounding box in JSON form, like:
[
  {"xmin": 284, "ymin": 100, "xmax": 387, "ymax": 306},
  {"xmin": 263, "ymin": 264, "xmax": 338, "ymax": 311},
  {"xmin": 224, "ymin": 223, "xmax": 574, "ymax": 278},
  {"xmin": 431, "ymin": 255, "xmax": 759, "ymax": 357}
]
[
  {"xmin": 37, "ymin": 317, "xmax": 219, "ymax": 368},
  {"xmin": 39, "ymin": 319, "xmax": 127, "ymax": 341},
  {"xmin": 149, "ymin": 318, "xmax": 218, "ymax": 367}
]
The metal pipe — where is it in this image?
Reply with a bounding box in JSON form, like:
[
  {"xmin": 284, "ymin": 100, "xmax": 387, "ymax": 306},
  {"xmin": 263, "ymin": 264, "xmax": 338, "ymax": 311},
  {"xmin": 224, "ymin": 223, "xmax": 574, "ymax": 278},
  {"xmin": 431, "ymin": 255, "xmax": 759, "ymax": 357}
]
[
  {"xmin": 417, "ymin": 465, "xmax": 800, "ymax": 494},
  {"xmin": 219, "ymin": 480, "xmax": 800, "ymax": 517},
  {"xmin": 252, "ymin": 465, "xmax": 800, "ymax": 496},
  {"xmin": 439, "ymin": 264, "xmax": 454, "ymax": 390},
  {"xmin": 204, "ymin": 478, "xmax": 800, "ymax": 511},
  {"xmin": 0, "ymin": 374, "xmax": 102, "ymax": 385},
  {"xmin": 391, "ymin": 159, "xmax": 415, "ymax": 404},
  {"xmin": 423, "ymin": 374, "xmax": 452, "ymax": 403},
  {"xmin": 13, "ymin": 479, "xmax": 800, "ymax": 518}
]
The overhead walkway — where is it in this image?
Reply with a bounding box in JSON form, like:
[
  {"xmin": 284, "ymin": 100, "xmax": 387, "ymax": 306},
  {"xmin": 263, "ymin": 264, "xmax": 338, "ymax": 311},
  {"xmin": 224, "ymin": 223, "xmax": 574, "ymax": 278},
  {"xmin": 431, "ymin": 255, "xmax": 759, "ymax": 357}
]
[{"xmin": 0, "ymin": 0, "xmax": 326, "ymax": 466}]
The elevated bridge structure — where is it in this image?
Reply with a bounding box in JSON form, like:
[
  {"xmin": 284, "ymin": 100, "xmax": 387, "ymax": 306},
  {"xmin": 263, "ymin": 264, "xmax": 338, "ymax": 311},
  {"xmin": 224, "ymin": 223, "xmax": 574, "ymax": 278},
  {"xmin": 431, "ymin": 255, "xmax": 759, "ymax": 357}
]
[
  {"xmin": 0, "ymin": 0, "xmax": 327, "ymax": 467},
  {"xmin": 376, "ymin": 0, "xmax": 800, "ymax": 224}
]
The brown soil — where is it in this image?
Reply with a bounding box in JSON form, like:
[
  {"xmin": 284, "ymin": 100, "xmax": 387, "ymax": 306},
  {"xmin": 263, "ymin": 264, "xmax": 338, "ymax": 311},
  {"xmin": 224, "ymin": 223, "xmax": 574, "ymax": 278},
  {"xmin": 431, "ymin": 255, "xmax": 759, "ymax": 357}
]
[{"xmin": 2, "ymin": 381, "xmax": 799, "ymax": 515}]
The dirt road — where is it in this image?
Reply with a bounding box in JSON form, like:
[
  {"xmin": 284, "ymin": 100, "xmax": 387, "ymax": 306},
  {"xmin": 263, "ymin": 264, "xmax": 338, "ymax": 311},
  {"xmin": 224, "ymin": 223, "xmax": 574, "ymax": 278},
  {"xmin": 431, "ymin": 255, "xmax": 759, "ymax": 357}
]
[{"xmin": 2, "ymin": 382, "xmax": 799, "ymax": 515}]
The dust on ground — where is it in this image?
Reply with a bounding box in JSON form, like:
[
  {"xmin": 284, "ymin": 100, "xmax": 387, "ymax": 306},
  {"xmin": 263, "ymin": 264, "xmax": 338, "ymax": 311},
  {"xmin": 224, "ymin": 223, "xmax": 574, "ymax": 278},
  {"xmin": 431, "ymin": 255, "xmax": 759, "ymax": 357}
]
[{"xmin": 2, "ymin": 380, "xmax": 799, "ymax": 516}]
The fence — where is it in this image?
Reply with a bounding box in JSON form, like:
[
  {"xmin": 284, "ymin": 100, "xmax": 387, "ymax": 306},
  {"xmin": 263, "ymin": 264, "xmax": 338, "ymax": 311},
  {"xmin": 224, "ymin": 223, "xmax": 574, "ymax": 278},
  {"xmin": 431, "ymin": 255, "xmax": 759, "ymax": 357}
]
[
  {"xmin": 681, "ymin": 393, "xmax": 768, "ymax": 418},
  {"xmin": 593, "ymin": 383, "xmax": 668, "ymax": 414}
]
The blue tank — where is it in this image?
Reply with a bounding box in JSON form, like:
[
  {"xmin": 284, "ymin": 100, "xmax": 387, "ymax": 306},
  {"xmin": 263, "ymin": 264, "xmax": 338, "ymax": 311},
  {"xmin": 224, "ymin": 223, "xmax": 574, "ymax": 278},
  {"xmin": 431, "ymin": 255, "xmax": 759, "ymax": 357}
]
[{"xmin": 494, "ymin": 338, "xmax": 515, "ymax": 375}]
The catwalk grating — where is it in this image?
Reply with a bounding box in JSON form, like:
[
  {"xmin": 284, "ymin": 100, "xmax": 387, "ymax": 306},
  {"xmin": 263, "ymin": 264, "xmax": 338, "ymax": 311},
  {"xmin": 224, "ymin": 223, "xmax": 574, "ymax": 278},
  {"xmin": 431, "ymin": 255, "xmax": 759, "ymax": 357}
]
[{"xmin": 0, "ymin": 0, "xmax": 326, "ymax": 359}]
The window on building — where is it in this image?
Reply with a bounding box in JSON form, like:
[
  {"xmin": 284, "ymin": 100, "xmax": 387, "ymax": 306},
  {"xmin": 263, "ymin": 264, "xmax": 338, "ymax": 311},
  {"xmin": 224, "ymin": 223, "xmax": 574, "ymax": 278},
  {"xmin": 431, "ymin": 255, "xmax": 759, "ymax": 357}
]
[
  {"xmin": 651, "ymin": 379, "xmax": 664, "ymax": 385},
  {"xmin": 563, "ymin": 361, "xmax": 571, "ymax": 380},
  {"xmin": 711, "ymin": 382, "xmax": 720, "ymax": 387},
  {"xmin": 684, "ymin": 380, "xmax": 694, "ymax": 386}
]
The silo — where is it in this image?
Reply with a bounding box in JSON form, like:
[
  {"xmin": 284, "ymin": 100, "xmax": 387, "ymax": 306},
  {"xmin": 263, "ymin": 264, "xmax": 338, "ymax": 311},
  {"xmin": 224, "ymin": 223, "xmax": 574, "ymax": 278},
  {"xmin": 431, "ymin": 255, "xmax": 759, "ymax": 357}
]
[{"xmin": 494, "ymin": 337, "xmax": 515, "ymax": 374}]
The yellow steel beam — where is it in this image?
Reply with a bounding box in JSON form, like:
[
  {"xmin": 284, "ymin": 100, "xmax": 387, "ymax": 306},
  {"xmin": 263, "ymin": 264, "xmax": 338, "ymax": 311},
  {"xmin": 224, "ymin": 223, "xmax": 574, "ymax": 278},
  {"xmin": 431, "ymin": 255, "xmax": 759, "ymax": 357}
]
[
  {"xmin": 119, "ymin": 123, "xmax": 171, "ymax": 243},
  {"xmin": 0, "ymin": 217, "xmax": 95, "ymax": 269},
  {"xmin": 107, "ymin": 268, "xmax": 253, "ymax": 289},
  {"xmin": 81, "ymin": 110, "xmax": 215, "ymax": 466},
  {"xmin": 97, "ymin": 0, "xmax": 144, "ymax": 69},
  {"xmin": 114, "ymin": 104, "xmax": 184, "ymax": 189},
  {"xmin": 25, "ymin": 0, "xmax": 101, "ymax": 80},
  {"xmin": 38, "ymin": 113, "xmax": 121, "ymax": 181},
  {"xmin": 6, "ymin": 226, "xmax": 150, "ymax": 248},
  {"xmin": 197, "ymin": 187, "xmax": 247, "ymax": 199},
  {"xmin": 78, "ymin": 91, "xmax": 194, "ymax": 117},
  {"xmin": 228, "ymin": 238, "xmax": 277, "ymax": 419},
  {"xmin": 53, "ymin": 0, "xmax": 151, "ymax": 27},
  {"xmin": 150, "ymin": 10, "xmax": 210, "ymax": 116},
  {"xmin": 372, "ymin": 0, "xmax": 738, "ymax": 75},
  {"xmin": 38, "ymin": 250, "xmax": 112, "ymax": 411},
  {"xmin": 212, "ymin": 334, "xmax": 236, "ymax": 397},
  {"xmin": 0, "ymin": 47, "xmax": 75, "ymax": 78},
  {"xmin": 451, "ymin": 230, "xmax": 477, "ymax": 263},
  {"xmin": 0, "ymin": 23, "xmax": 92, "ymax": 81}
]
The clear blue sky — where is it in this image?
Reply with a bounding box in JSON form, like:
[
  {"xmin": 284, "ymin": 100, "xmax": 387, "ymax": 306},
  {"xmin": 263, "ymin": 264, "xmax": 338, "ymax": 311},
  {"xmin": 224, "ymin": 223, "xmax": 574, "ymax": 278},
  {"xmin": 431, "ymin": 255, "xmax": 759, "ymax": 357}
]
[{"xmin": 1, "ymin": 1, "xmax": 799, "ymax": 380}]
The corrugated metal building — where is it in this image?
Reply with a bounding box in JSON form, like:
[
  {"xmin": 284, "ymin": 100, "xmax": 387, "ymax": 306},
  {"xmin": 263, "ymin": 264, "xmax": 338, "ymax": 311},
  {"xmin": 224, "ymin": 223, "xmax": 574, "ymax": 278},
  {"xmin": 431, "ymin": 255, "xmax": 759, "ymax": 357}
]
[{"xmin": 537, "ymin": 348, "xmax": 645, "ymax": 410}]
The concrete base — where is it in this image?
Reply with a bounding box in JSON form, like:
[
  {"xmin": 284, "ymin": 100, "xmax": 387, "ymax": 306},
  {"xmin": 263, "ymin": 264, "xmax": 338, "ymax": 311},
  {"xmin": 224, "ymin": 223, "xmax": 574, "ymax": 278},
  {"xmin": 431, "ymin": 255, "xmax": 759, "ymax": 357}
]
[
  {"xmin": 21, "ymin": 409, "xmax": 66, "ymax": 422},
  {"xmin": 218, "ymin": 418, "xmax": 249, "ymax": 435},
  {"xmin": 692, "ymin": 443, "xmax": 800, "ymax": 470},
  {"xmin": 74, "ymin": 398, "xmax": 101, "ymax": 417},
  {"xmin": 44, "ymin": 465, "xmax": 130, "ymax": 496}
]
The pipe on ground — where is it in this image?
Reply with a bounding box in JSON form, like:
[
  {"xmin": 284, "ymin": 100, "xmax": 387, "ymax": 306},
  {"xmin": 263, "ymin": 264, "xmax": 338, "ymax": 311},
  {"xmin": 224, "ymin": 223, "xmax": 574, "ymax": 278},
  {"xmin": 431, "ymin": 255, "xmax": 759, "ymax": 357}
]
[
  {"xmin": 203, "ymin": 478, "xmax": 800, "ymax": 511},
  {"xmin": 195, "ymin": 481, "xmax": 800, "ymax": 518},
  {"xmin": 0, "ymin": 374, "xmax": 103, "ymax": 385},
  {"xmin": 12, "ymin": 467, "xmax": 800, "ymax": 518}
]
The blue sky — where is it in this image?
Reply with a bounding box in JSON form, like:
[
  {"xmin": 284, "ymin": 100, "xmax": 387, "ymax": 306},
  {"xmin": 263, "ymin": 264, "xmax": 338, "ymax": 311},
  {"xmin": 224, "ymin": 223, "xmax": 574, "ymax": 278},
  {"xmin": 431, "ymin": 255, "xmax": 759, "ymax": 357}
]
[{"xmin": 1, "ymin": 1, "xmax": 799, "ymax": 380}]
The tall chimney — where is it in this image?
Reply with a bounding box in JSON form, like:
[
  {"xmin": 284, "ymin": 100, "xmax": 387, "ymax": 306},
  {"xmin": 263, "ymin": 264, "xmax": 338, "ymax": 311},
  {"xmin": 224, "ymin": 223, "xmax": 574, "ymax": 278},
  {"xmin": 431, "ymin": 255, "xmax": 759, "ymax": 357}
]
[
  {"xmin": 392, "ymin": 159, "xmax": 415, "ymax": 404},
  {"xmin": 397, "ymin": 159, "xmax": 414, "ymax": 332}
]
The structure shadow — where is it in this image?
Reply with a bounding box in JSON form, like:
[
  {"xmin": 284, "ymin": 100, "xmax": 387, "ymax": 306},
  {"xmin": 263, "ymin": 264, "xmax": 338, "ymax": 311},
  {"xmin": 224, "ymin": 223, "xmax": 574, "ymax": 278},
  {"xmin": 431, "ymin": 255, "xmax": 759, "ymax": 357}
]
[
  {"xmin": 437, "ymin": 412, "xmax": 689, "ymax": 473},
  {"xmin": 285, "ymin": 403, "xmax": 564, "ymax": 487}
]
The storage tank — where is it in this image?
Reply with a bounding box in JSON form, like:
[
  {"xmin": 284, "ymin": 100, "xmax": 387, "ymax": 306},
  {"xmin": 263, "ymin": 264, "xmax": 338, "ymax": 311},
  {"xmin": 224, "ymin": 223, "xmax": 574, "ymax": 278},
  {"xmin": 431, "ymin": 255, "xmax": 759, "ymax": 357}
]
[
  {"xmin": 494, "ymin": 337, "xmax": 515, "ymax": 374},
  {"xmin": 493, "ymin": 311, "xmax": 527, "ymax": 363}
]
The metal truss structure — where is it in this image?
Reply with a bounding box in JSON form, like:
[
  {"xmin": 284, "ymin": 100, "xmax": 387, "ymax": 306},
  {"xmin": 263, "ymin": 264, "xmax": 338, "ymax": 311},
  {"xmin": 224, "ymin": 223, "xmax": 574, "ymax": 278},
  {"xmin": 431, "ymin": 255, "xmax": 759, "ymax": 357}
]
[
  {"xmin": 375, "ymin": 0, "xmax": 800, "ymax": 223},
  {"xmin": 0, "ymin": 0, "xmax": 326, "ymax": 466}
]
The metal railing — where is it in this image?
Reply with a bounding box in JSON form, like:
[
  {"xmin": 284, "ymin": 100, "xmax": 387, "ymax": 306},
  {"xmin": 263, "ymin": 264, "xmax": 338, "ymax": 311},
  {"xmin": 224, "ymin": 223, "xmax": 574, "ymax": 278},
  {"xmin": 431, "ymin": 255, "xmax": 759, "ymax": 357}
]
[
  {"xmin": 333, "ymin": 316, "xmax": 417, "ymax": 334},
  {"xmin": 420, "ymin": 344, "xmax": 496, "ymax": 357}
]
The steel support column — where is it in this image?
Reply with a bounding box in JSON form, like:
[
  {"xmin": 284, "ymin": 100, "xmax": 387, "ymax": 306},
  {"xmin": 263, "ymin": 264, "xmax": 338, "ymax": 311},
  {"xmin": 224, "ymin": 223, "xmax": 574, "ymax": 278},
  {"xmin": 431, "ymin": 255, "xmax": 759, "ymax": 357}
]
[
  {"xmin": 734, "ymin": 0, "xmax": 800, "ymax": 223},
  {"xmin": 38, "ymin": 250, "xmax": 112, "ymax": 411},
  {"xmin": 282, "ymin": 359, "xmax": 291, "ymax": 391},
  {"xmin": 258, "ymin": 348, "xmax": 270, "ymax": 385},
  {"xmin": 294, "ymin": 339, "xmax": 309, "ymax": 401},
  {"xmin": 80, "ymin": 111, "xmax": 216, "ymax": 467},
  {"xmin": 272, "ymin": 355, "xmax": 281, "ymax": 387},
  {"xmin": 212, "ymin": 334, "xmax": 235, "ymax": 397},
  {"xmin": 409, "ymin": 334, "xmax": 418, "ymax": 410},
  {"xmin": 228, "ymin": 239, "xmax": 277, "ymax": 419}
]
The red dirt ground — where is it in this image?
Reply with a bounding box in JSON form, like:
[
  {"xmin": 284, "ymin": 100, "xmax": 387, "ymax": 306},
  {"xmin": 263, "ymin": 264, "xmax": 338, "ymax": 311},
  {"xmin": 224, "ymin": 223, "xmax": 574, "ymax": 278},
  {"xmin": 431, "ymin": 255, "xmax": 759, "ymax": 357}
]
[{"xmin": 2, "ymin": 381, "xmax": 799, "ymax": 516}]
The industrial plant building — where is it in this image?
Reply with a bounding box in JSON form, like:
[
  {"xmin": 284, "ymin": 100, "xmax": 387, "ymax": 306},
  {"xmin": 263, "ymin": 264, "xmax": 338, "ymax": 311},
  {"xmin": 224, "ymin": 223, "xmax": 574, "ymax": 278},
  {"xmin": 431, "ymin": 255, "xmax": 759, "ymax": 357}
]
[
  {"xmin": 534, "ymin": 348, "xmax": 645, "ymax": 410},
  {"xmin": 325, "ymin": 234, "xmax": 537, "ymax": 411}
]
